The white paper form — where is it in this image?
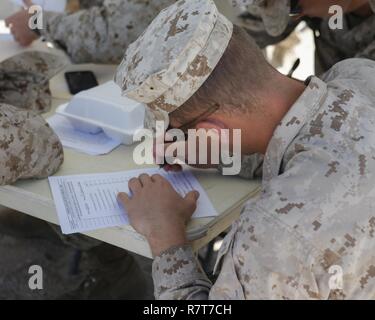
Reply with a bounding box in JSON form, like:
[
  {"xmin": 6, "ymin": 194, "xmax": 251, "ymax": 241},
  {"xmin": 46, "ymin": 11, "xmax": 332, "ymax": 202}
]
[
  {"xmin": 47, "ymin": 115, "xmax": 121, "ymax": 156},
  {"xmin": 49, "ymin": 169, "xmax": 218, "ymax": 234}
]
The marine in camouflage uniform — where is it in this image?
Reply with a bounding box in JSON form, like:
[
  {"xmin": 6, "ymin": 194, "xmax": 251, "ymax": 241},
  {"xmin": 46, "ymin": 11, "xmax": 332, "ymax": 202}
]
[
  {"xmin": 0, "ymin": 51, "xmax": 65, "ymax": 185},
  {"xmin": 39, "ymin": 0, "xmax": 176, "ymax": 64},
  {"xmin": 0, "ymin": 51, "xmax": 66, "ymax": 114},
  {"xmin": 230, "ymin": 0, "xmax": 375, "ymax": 74},
  {"xmin": 314, "ymin": 0, "xmax": 375, "ymax": 74},
  {"xmin": 116, "ymin": 0, "xmax": 375, "ymax": 299}
]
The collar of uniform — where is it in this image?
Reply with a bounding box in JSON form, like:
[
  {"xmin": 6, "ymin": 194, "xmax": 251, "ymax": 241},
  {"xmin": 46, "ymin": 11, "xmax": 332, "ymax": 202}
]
[{"xmin": 262, "ymin": 76, "xmax": 328, "ymax": 183}]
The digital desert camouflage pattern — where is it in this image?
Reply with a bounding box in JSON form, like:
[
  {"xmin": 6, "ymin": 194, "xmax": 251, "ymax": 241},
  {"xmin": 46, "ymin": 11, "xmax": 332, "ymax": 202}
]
[
  {"xmin": 314, "ymin": 5, "xmax": 375, "ymax": 74},
  {"xmin": 0, "ymin": 51, "xmax": 66, "ymax": 114},
  {"xmin": 115, "ymin": 0, "xmax": 233, "ymax": 130},
  {"xmin": 153, "ymin": 59, "xmax": 375, "ymax": 300},
  {"xmin": 231, "ymin": 0, "xmax": 375, "ymax": 74},
  {"xmin": 230, "ymin": 0, "xmax": 290, "ymax": 37},
  {"xmin": 0, "ymin": 104, "xmax": 63, "ymax": 186},
  {"xmin": 40, "ymin": 0, "xmax": 176, "ymax": 64}
]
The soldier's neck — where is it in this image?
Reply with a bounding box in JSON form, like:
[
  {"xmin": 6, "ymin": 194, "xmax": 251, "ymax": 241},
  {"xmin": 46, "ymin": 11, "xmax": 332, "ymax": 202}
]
[
  {"xmin": 236, "ymin": 74, "xmax": 306, "ymax": 155},
  {"xmin": 258, "ymin": 75, "xmax": 306, "ymax": 154}
]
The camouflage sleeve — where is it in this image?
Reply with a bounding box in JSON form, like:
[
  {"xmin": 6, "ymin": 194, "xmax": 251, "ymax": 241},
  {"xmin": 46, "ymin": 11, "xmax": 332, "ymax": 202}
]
[
  {"xmin": 207, "ymin": 192, "xmax": 328, "ymax": 298},
  {"xmin": 152, "ymin": 245, "xmax": 212, "ymax": 300},
  {"xmin": 0, "ymin": 104, "xmax": 64, "ymax": 186},
  {"xmin": 40, "ymin": 0, "xmax": 175, "ymax": 64},
  {"xmin": 0, "ymin": 51, "xmax": 66, "ymax": 114},
  {"xmin": 208, "ymin": 148, "xmax": 374, "ymax": 299},
  {"xmin": 153, "ymin": 148, "xmax": 375, "ymax": 299},
  {"xmin": 321, "ymin": 58, "xmax": 375, "ymax": 83},
  {"xmin": 209, "ymin": 206, "xmax": 330, "ymax": 300}
]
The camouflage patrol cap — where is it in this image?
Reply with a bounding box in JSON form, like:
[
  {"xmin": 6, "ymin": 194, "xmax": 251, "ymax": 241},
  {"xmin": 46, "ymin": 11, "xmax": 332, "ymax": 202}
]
[
  {"xmin": 115, "ymin": 0, "xmax": 233, "ymax": 130},
  {"xmin": 0, "ymin": 51, "xmax": 66, "ymax": 114},
  {"xmin": 0, "ymin": 104, "xmax": 64, "ymax": 186},
  {"xmin": 231, "ymin": 0, "xmax": 290, "ymax": 37}
]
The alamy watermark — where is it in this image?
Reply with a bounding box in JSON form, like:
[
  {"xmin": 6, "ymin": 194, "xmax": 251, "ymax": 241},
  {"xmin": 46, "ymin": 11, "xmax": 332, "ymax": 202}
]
[
  {"xmin": 132, "ymin": 121, "xmax": 242, "ymax": 175},
  {"xmin": 328, "ymin": 5, "xmax": 344, "ymax": 30},
  {"xmin": 28, "ymin": 265, "xmax": 43, "ymax": 290},
  {"xmin": 328, "ymin": 265, "xmax": 344, "ymax": 290},
  {"xmin": 28, "ymin": 5, "xmax": 43, "ymax": 30}
]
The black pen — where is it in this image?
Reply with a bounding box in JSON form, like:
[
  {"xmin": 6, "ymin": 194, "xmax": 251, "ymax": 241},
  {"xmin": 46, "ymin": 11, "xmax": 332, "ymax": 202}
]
[{"xmin": 288, "ymin": 58, "xmax": 301, "ymax": 78}]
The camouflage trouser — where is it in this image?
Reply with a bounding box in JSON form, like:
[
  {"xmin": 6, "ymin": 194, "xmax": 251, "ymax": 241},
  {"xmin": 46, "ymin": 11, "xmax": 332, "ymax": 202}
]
[{"xmin": 0, "ymin": 206, "xmax": 153, "ymax": 300}]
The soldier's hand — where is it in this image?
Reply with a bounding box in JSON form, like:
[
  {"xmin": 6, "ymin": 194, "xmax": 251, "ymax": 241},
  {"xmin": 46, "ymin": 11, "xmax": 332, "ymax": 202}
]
[
  {"xmin": 5, "ymin": 1, "xmax": 39, "ymax": 47},
  {"xmin": 117, "ymin": 174, "xmax": 199, "ymax": 257},
  {"xmin": 154, "ymin": 129, "xmax": 222, "ymax": 172}
]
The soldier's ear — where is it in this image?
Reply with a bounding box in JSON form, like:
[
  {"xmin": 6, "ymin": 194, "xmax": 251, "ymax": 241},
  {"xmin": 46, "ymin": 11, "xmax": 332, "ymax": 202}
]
[{"xmin": 194, "ymin": 119, "xmax": 227, "ymax": 132}]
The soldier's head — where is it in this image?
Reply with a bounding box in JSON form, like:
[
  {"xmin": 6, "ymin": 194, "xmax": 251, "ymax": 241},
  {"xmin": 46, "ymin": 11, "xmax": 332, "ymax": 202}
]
[{"xmin": 115, "ymin": 0, "xmax": 304, "ymax": 155}]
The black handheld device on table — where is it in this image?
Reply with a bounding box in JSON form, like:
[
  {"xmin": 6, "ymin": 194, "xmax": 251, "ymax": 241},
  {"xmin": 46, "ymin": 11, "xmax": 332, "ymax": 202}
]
[{"xmin": 64, "ymin": 71, "xmax": 99, "ymax": 95}]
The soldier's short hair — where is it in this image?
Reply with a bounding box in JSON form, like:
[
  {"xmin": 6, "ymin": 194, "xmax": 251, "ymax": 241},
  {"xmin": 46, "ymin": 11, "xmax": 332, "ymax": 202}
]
[{"xmin": 170, "ymin": 25, "xmax": 275, "ymax": 126}]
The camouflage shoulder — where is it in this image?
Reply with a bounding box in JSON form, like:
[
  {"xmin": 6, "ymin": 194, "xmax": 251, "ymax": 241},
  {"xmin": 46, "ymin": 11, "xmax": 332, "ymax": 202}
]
[
  {"xmin": 0, "ymin": 51, "xmax": 67, "ymax": 113},
  {"xmin": 0, "ymin": 104, "xmax": 64, "ymax": 186},
  {"xmin": 152, "ymin": 245, "xmax": 211, "ymax": 300}
]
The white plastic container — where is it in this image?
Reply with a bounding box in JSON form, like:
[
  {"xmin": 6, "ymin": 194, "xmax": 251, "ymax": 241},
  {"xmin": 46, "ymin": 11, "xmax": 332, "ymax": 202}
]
[{"xmin": 56, "ymin": 81, "xmax": 145, "ymax": 145}]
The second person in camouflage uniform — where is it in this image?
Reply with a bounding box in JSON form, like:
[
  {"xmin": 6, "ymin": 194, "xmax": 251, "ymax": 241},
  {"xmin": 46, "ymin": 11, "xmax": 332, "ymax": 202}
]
[
  {"xmin": 5, "ymin": 0, "xmax": 176, "ymax": 64},
  {"xmin": 115, "ymin": 0, "xmax": 375, "ymax": 300},
  {"xmin": 231, "ymin": 0, "xmax": 375, "ymax": 74}
]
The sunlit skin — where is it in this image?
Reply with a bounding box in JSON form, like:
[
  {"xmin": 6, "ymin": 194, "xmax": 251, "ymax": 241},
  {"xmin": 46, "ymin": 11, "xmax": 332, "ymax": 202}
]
[{"xmin": 5, "ymin": 0, "xmax": 39, "ymax": 47}]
